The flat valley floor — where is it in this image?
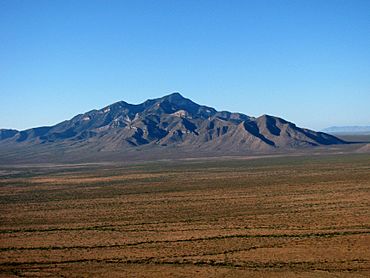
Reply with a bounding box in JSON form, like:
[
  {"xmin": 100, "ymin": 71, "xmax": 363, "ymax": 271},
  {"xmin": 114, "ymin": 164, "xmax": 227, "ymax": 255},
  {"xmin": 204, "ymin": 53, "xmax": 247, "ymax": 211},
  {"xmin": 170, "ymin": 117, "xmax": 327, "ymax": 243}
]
[{"xmin": 0, "ymin": 154, "xmax": 369, "ymax": 277}]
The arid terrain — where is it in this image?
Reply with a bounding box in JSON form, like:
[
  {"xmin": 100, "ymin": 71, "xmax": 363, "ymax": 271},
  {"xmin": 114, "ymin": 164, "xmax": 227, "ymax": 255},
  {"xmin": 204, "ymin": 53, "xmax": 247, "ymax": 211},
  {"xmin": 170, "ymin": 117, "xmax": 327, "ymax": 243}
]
[
  {"xmin": 0, "ymin": 93, "xmax": 349, "ymax": 164},
  {"xmin": 0, "ymin": 154, "xmax": 369, "ymax": 277}
]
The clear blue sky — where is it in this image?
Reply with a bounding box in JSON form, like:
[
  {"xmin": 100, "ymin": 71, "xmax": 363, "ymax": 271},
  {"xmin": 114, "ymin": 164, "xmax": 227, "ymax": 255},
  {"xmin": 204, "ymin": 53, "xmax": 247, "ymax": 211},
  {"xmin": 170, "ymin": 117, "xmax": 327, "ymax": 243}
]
[{"xmin": 1, "ymin": 0, "xmax": 369, "ymax": 131}]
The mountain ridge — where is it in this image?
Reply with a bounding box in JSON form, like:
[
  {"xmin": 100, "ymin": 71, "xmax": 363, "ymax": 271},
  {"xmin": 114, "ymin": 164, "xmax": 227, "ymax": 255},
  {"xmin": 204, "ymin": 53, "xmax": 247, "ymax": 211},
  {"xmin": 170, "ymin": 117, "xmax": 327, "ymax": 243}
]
[
  {"xmin": 322, "ymin": 125, "xmax": 370, "ymax": 134},
  {"xmin": 0, "ymin": 93, "xmax": 346, "ymax": 162}
]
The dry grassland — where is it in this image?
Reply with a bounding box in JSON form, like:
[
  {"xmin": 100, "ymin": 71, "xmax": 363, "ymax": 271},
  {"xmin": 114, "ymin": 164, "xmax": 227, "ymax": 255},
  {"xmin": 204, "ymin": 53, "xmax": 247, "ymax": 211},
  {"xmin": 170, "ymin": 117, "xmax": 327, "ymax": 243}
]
[{"xmin": 0, "ymin": 154, "xmax": 369, "ymax": 277}]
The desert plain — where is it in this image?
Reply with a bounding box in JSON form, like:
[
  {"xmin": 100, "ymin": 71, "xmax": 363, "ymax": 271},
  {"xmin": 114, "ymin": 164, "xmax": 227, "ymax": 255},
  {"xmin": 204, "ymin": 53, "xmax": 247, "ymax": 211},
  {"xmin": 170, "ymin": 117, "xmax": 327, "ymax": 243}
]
[{"xmin": 0, "ymin": 153, "xmax": 369, "ymax": 277}]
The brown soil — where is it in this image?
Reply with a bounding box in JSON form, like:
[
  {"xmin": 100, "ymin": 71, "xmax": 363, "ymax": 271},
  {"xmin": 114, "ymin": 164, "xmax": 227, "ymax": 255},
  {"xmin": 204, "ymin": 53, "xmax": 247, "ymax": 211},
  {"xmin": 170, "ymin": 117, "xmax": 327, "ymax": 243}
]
[{"xmin": 0, "ymin": 154, "xmax": 369, "ymax": 277}]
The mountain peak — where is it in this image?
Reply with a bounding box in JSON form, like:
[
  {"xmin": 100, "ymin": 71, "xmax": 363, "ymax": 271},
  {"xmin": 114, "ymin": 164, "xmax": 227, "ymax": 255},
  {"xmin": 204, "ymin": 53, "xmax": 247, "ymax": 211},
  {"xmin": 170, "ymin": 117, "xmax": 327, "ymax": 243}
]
[
  {"xmin": 166, "ymin": 92, "xmax": 183, "ymax": 98},
  {"xmin": 160, "ymin": 92, "xmax": 187, "ymax": 102},
  {"xmin": 0, "ymin": 93, "xmax": 347, "ymax": 161}
]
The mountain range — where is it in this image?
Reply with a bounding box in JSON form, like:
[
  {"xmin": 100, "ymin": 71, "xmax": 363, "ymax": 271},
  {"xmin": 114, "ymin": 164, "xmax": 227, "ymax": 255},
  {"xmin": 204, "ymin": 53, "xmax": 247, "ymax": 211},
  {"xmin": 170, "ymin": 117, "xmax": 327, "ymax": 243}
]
[
  {"xmin": 322, "ymin": 126, "xmax": 370, "ymax": 134},
  {"xmin": 0, "ymin": 93, "xmax": 346, "ymax": 163}
]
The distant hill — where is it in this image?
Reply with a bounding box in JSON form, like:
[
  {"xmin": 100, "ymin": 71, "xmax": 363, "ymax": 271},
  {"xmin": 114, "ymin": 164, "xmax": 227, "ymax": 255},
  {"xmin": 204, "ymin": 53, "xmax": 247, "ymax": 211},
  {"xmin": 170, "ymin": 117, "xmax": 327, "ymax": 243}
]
[
  {"xmin": 357, "ymin": 144, "xmax": 370, "ymax": 153},
  {"xmin": 322, "ymin": 126, "xmax": 370, "ymax": 134},
  {"xmin": 0, "ymin": 93, "xmax": 346, "ymax": 163}
]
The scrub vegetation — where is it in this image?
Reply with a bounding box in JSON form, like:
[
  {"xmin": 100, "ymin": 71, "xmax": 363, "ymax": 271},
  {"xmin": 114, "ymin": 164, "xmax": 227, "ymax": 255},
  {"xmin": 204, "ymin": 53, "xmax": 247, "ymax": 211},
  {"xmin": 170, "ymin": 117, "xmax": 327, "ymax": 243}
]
[{"xmin": 0, "ymin": 154, "xmax": 369, "ymax": 277}]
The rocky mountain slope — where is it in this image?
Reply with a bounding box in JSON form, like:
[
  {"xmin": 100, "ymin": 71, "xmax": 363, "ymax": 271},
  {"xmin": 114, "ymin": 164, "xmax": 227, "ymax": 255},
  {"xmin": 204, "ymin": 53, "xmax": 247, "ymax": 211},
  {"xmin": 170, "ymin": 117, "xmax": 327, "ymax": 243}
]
[{"xmin": 0, "ymin": 93, "xmax": 346, "ymax": 162}]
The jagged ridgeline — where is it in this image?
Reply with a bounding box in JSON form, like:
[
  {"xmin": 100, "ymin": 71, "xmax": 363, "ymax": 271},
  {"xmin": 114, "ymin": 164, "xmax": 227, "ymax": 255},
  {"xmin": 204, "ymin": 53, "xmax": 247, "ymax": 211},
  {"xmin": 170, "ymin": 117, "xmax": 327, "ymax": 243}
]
[{"xmin": 0, "ymin": 93, "xmax": 345, "ymax": 160}]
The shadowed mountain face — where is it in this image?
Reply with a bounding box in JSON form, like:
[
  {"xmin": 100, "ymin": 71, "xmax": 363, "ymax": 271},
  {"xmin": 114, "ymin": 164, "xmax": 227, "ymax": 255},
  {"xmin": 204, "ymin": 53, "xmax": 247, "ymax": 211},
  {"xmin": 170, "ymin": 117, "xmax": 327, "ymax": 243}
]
[{"xmin": 0, "ymin": 93, "xmax": 346, "ymax": 160}]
